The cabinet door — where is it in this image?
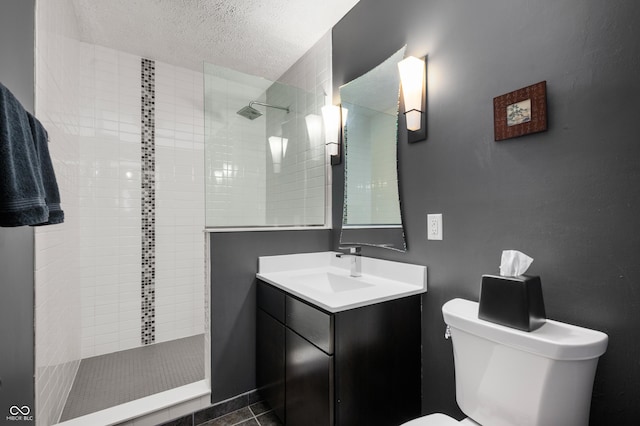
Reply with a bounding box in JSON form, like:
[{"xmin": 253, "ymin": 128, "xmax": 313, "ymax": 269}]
[
  {"xmin": 334, "ymin": 295, "xmax": 421, "ymax": 426},
  {"xmin": 286, "ymin": 329, "xmax": 333, "ymax": 426},
  {"xmin": 257, "ymin": 309, "xmax": 285, "ymax": 423}
]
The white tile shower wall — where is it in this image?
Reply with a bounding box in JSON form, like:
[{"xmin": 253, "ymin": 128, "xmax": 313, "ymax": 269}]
[
  {"xmin": 204, "ymin": 67, "xmax": 269, "ymax": 227},
  {"xmin": 78, "ymin": 45, "xmax": 143, "ymax": 358},
  {"xmin": 204, "ymin": 31, "xmax": 331, "ymax": 229},
  {"xmin": 267, "ymin": 32, "xmax": 332, "ymax": 226},
  {"xmin": 34, "ymin": 0, "xmax": 83, "ymax": 424},
  {"xmin": 77, "ymin": 47, "xmax": 205, "ymax": 357},
  {"xmin": 154, "ymin": 61, "xmax": 205, "ymax": 343}
]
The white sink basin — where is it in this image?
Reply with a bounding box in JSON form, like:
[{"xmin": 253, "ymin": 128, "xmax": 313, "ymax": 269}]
[
  {"xmin": 257, "ymin": 252, "xmax": 427, "ymax": 312},
  {"xmin": 295, "ymin": 272, "xmax": 375, "ymax": 293}
]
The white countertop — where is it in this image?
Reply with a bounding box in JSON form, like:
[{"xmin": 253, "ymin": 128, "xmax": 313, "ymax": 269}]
[{"xmin": 257, "ymin": 251, "xmax": 427, "ymax": 313}]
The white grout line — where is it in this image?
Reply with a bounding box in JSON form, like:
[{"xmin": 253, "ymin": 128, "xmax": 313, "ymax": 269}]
[{"xmin": 251, "ymin": 405, "xmax": 260, "ymax": 425}]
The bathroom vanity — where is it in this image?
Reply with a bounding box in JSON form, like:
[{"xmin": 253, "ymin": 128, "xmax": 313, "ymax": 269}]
[{"xmin": 256, "ymin": 252, "xmax": 426, "ymax": 426}]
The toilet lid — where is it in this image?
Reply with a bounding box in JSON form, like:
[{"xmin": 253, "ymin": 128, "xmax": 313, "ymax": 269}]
[{"xmin": 402, "ymin": 413, "xmax": 462, "ymax": 426}]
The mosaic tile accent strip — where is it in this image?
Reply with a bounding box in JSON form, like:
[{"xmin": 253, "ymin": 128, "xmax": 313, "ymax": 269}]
[{"xmin": 141, "ymin": 58, "xmax": 156, "ymax": 345}]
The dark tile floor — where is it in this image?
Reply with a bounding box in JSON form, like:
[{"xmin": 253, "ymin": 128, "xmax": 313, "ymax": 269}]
[{"xmin": 197, "ymin": 401, "xmax": 283, "ymax": 426}]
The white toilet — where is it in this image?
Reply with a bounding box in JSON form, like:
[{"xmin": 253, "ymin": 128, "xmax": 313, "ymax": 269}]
[{"xmin": 403, "ymin": 298, "xmax": 608, "ymax": 426}]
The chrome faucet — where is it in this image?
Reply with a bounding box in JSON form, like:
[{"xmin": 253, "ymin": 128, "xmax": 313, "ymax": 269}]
[{"xmin": 336, "ymin": 246, "xmax": 362, "ymax": 277}]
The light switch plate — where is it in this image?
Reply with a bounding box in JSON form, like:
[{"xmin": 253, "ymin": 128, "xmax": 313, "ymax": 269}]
[{"xmin": 427, "ymin": 214, "xmax": 443, "ymax": 240}]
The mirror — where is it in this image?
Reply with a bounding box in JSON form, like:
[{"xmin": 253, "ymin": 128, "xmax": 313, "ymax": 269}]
[{"xmin": 339, "ymin": 46, "xmax": 407, "ymax": 251}]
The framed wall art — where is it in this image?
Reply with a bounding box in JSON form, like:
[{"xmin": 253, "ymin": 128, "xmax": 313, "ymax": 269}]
[{"xmin": 493, "ymin": 81, "xmax": 547, "ymax": 141}]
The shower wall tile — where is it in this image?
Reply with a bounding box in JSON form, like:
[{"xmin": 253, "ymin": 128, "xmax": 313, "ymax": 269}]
[
  {"xmin": 78, "ymin": 45, "xmax": 143, "ymax": 359},
  {"xmin": 265, "ymin": 31, "xmax": 332, "ymax": 226},
  {"xmin": 204, "ymin": 39, "xmax": 332, "ymax": 228},
  {"xmin": 34, "ymin": 1, "xmax": 83, "ymax": 424},
  {"xmin": 203, "ymin": 65, "xmax": 270, "ymax": 227},
  {"xmin": 75, "ymin": 49, "xmax": 205, "ymax": 357},
  {"xmin": 154, "ymin": 61, "xmax": 205, "ymax": 343}
]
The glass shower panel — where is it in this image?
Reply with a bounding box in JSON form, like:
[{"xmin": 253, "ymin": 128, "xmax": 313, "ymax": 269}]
[{"xmin": 204, "ymin": 63, "xmax": 326, "ymax": 228}]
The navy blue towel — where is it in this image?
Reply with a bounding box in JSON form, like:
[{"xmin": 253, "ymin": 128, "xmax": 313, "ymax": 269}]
[
  {"xmin": 27, "ymin": 112, "xmax": 64, "ymax": 225},
  {"xmin": 0, "ymin": 82, "xmax": 64, "ymax": 226}
]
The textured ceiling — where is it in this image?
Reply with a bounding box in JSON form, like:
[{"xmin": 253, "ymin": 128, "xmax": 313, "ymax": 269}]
[{"xmin": 70, "ymin": 0, "xmax": 359, "ymax": 81}]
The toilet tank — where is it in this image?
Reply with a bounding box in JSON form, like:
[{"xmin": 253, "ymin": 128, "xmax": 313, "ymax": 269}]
[{"xmin": 443, "ymin": 299, "xmax": 608, "ymax": 426}]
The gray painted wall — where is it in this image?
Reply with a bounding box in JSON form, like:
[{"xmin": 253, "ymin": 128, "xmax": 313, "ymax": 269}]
[
  {"xmin": 332, "ymin": 0, "xmax": 640, "ymax": 422},
  {"xmin": 209, "ymin": 230, "xmax": 331, "ymax": 403},
  {"xmin": 0, "ymin": 0, "xmax": 36, "ymax": 424}
]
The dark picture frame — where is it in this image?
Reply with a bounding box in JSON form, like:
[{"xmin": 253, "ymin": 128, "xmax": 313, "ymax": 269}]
[{"xmin": 493, "ymin": 81, "xmax": 547, "ymax": 141}]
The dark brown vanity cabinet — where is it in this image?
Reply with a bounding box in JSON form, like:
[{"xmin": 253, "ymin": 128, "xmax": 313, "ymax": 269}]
[{"xmin": 257, "ymin": 280, "xmax": 421, "ymax": 426}]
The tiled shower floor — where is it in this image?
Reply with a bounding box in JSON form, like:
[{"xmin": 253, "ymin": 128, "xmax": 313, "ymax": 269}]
[{"xmin": 60, "ymin": 334, "xmax": 204, "ymax": 421}]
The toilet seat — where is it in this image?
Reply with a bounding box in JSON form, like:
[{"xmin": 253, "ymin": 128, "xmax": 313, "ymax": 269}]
[{"xmin": 402, "ymin": 413, "xmax": 481, "ymax": 426}]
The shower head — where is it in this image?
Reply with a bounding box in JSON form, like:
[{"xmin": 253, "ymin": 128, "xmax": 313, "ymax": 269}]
[
  {"xmin": 236, "ymin": 101, "xmax": 290, "ymax": 120},
  {"xmin": 237, "ymin": 105, "xmax": 263, "ymax": 120}
]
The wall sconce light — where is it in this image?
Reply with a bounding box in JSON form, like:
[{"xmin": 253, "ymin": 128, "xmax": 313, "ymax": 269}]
[
  {"xmin": 268, "ymin": 136, "xmax": 288, "ymax": 173},
  {"xmin": 304, "ymin": 114, "xmax": 323, "ymax": 148},
  {"xmin": 321, "ymin": 104, "xmax": 348, "ymax": 165},
  {"xmin": 398, "ymin": 55, "xmax": 427, "ymax": 143}
]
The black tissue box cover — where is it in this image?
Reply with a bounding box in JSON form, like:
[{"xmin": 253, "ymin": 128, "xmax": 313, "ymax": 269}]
[{"xmin": 478, "ymin": 274, "xmax": 546, "ymax": 332}]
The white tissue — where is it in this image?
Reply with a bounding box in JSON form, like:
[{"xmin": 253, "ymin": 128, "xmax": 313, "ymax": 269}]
[{"xmin": 499, "ymin": 250, "xmax": 533, "ymax": 276}]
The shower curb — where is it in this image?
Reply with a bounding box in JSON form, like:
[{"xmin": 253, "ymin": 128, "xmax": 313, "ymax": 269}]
[{"xmin": 55, "ymin": 381, "xmax": 209, "ymax": 426}]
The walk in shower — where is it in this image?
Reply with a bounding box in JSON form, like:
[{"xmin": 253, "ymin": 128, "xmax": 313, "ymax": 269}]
[
  {"xmin": 33, "ymin": 8, "xmax": 208, "ymax": 420},
  {"xmin": 56, "ymin": 52, "xmax": 207, "ymax": 422}
]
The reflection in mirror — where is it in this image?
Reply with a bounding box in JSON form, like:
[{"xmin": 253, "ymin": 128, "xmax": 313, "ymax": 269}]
[{"xmin": 339, "ymin": 46, "xmax": 407, "ymax": 251}]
